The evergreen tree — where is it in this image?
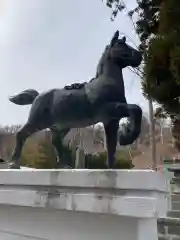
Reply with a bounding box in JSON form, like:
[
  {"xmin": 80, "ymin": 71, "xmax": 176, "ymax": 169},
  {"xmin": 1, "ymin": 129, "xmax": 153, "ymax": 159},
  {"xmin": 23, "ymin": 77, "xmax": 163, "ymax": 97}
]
[
  {"xmin": 103, "ymin": 0, "xmax": 180, "ymax": 115},
  {"xmin": 85, "ymin": 150, "xmax": 133, "ymax": 169},
  {"xmin": 143, "ymin": 0, "xmax": 180, "ymax": 114},
  {"xmin": 143, "ymin": 0, "xmax": 180, "ymax": 149},
  {"xmin": 103, "ymin": 0, "xmax": 180, "ymax": 149},
  {"xmin": 35, "ymin": 139, "xmax": 58, "ymax": 169}
]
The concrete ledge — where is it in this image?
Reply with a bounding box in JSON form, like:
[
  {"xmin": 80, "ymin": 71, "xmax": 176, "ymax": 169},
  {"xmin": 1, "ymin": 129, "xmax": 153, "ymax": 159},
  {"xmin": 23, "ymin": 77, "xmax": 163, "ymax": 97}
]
[
  {"xmin": 0, "ymin": 170, "xmax": 168, "ymax": 219},
  {"xmin": 0, "ymin": 190, "xmax": 158, "ymax": 218},
  {"xmin": 0, "ymin": 169, "xmax": 167, "ymax": 191}
]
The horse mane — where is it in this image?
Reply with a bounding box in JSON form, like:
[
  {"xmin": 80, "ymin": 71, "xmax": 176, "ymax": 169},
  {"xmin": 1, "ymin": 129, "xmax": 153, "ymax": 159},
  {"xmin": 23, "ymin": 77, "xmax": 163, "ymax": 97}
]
[
  {"xmin": 95, "ymin": 45, "xmax": 110, "ymax": 78},
  {"xmin": 63, "ymin": 44, "xmax": 112, "ymax": 90}
]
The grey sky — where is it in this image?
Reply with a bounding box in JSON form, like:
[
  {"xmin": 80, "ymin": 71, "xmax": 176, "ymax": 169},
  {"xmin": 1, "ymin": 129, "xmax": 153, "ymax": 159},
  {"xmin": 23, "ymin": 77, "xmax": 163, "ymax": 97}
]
[{"xmin": 0, "ymin": 0, "xmax": 148, "ymax": 125}]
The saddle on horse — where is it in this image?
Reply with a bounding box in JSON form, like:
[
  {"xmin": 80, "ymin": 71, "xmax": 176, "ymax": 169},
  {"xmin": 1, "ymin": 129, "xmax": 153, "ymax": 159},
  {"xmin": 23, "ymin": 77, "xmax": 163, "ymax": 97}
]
[{"xmin": 64, "ymin": 78, "xmax": 95, "ymax": 90}]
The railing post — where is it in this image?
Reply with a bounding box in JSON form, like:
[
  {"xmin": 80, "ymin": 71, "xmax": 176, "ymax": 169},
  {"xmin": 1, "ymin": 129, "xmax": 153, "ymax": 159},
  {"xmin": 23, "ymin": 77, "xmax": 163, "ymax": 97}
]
[{"xmin": 75, "ymin": 148, "xmax": 85, "ymax": 168}]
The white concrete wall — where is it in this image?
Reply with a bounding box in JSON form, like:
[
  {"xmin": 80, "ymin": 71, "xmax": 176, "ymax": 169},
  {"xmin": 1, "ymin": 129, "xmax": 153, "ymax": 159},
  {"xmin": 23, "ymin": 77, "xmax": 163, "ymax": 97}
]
[
  {"xmin": 0, "ymin": 206, "xmax": 137, "ymax": 240},
  {"xmin": 0, "ymin": 170, "xmax": 169, "ymax": 240}
]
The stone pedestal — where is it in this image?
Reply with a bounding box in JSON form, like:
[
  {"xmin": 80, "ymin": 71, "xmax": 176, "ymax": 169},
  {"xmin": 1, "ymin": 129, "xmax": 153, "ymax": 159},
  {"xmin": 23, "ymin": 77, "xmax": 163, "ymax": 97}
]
[{"xmin": 0, "ymin": 170, "xmax": 168, "ymax": 240}]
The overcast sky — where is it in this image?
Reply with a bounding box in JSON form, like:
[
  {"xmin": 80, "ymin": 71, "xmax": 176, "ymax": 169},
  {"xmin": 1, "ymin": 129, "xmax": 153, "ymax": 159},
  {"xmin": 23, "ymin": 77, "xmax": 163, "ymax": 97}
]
[{"xmin": 0, "ymin": 0, "xmax": 148, "ymax": 125}]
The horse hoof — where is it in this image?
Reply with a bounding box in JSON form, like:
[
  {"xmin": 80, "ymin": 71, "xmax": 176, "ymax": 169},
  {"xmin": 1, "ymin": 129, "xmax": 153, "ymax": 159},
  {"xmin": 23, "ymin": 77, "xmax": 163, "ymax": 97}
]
[
  {"xmin": 118, "ymin": 131, "xmax": 136, "ymax": 146},
  {"xmin": 8, "ymin": 162, "xmax": 20, "ymax": 169}
]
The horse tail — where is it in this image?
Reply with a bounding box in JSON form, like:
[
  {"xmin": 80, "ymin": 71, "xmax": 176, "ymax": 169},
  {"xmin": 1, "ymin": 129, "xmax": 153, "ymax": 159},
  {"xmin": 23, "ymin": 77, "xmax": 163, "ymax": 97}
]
[
  {"xmin": 9, "ymin": 89, "xmax": 39, "ymax": 105},
  {"xmin": 118, "ymin": 104, "xmax": 142, "ymax": 146}
]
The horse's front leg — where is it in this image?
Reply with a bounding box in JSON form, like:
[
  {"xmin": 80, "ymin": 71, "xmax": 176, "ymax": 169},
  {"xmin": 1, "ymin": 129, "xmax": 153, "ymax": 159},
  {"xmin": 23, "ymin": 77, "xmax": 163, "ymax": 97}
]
[
  {"xmin": 118, "ymin": 104, "xmax": 142, "ymax": 146},
  {"xmin": 104, "ymin": 119, "xmax": 119, "ymax": 169}
]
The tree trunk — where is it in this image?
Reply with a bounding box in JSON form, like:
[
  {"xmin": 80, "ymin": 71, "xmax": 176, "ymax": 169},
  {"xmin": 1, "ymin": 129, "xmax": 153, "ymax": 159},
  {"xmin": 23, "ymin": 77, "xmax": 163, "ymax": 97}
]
[
  {"xmin": 148, "ymin": 98, "xmax": 157, "ymax": 170},
  {"xmin": 172, "ymin": 119, "xmax": 180, "ymax": 151}
]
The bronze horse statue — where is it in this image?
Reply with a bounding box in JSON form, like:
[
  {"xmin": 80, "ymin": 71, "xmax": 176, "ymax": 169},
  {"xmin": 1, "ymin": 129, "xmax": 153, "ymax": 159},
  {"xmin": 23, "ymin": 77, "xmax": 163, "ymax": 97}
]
[{"xmin": 9, "ymin": 30, "xmax": 142, "ymax": 169}]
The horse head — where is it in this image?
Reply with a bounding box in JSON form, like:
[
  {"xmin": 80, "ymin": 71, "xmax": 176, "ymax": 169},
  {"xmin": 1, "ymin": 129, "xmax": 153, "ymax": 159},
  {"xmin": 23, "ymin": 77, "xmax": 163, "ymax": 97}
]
[
  {"xmin": 95, "ymin": 31, "xmax": 142, "ymax": 78},
  {"xmin": 108, "ymin": 30, "xmax": 142, "ymax": 68}
]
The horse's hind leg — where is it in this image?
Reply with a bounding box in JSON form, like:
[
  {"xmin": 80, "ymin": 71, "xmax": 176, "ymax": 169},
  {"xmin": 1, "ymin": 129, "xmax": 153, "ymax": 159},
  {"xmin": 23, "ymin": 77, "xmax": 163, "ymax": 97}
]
[
  {"xmin": 50, "ymin": 127, "xmax": 70, "ymax": 168},
  {"xmin": 9, "ymin": 123, "xmax": 38, "ymax": 169}
]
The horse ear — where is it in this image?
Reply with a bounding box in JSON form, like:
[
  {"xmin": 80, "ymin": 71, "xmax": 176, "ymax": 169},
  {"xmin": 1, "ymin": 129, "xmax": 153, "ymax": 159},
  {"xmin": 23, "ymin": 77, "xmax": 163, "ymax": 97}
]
[
  {"xmin": 110, "ymin": 30, "xmax": 119, "ymax": 47},
  {"xmin": 122, "ymin": 36, "xmax": 126, "ymax": 42}
]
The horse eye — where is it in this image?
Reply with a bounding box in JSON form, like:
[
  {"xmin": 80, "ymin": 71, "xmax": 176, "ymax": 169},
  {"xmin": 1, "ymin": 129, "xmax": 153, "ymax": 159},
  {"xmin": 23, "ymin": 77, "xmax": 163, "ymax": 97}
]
[{"xmin": 116, "ymin": 41, "xmax": 123, "ymax": 46}]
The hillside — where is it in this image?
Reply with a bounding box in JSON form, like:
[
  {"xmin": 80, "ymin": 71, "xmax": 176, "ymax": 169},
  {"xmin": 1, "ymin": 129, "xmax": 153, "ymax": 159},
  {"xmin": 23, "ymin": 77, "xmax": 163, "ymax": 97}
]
[{"xmin": 0, "ymin": 116, "xmax": 178, "ymax": 168}]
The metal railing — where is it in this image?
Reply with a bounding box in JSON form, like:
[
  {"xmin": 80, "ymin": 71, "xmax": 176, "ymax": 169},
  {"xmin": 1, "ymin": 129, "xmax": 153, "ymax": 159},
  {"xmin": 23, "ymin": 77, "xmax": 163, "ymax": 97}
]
[
  {"xmin": 158, "ymin": 217, "xmax": 180, "ymax": 240},
  {"xmin": 158, "ymin": 174, "xmax": 180, "ymax": 240}
]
